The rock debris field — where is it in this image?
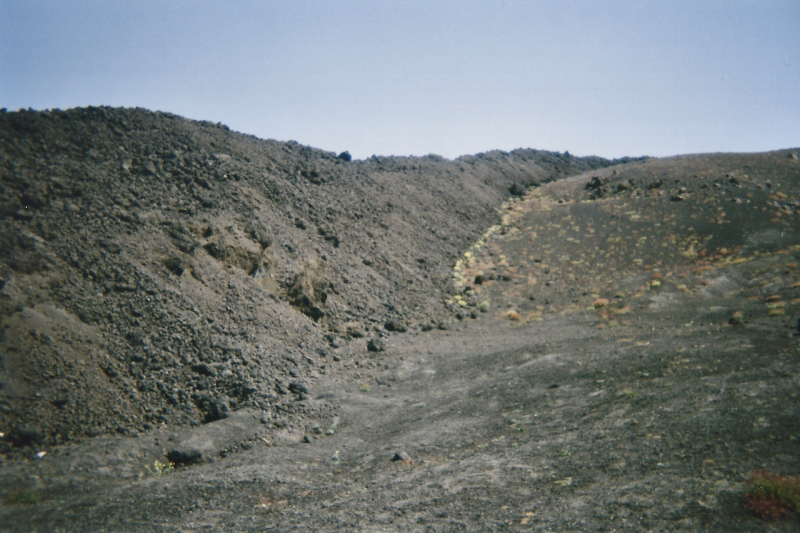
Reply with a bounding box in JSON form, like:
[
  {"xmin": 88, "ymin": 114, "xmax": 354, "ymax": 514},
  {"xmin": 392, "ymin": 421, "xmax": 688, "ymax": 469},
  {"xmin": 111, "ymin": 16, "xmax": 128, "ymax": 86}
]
[{"xmin": 0, "ymin": 107, "xmax": 799, "ymax": 531}]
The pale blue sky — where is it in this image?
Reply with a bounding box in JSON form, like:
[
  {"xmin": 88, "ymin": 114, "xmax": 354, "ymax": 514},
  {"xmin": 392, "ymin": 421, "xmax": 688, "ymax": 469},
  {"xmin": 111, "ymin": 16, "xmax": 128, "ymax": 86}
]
[{"xmin": 2, "ymin": 1, "xmax": 798, "ymax": 159}]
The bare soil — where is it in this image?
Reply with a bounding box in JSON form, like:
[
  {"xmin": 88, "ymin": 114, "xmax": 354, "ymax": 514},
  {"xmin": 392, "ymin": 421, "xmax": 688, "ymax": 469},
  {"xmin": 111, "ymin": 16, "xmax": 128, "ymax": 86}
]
[{"xmin": 1, "ymin": 107, "xmax": 799, "ymax": 531}]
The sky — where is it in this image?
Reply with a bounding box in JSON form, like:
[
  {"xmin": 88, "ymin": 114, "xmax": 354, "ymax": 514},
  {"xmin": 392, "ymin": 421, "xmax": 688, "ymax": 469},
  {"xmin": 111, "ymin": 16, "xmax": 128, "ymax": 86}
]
[{"xmin": 1, "ymin": 1, "xmax": 799, "ymax": 160}]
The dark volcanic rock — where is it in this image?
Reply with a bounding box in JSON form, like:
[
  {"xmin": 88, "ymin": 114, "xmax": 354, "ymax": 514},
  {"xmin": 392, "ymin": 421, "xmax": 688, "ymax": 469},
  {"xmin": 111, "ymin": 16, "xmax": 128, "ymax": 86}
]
[
  {"xmin": 392, "ymin": 450, "xmax": 414, "ymax": 464},
  {"xmin": 367, "ymin": 338, "xmax": 386, "ymax": 352},
  {"xmin": 0, "ymin": 106, "xmax": 616, "ymax": 446},
  {"xmin": 508, "ymin": 182, "xmax": 526, "ymax": 196},
  {"xmin": 10, "ymin": 426, "xmax": 44, "ymax": 446},
  {"xmin": 585, "ymin": 175, "xmax": 609, "ymax": 199},
  {"xmin": 288, "ymin": 382, "xmax": 309, "ymax": 396},
  {"xmin": 384, "ymin": 320, "xmax": 408, "ymax": 333},
  {"xmin": 194, "ymin": 393, "xmax": 229, "ymax": 423},
  {"xmin": 166, "ymin": 448, "xmax": 203, "ymax": 465}
]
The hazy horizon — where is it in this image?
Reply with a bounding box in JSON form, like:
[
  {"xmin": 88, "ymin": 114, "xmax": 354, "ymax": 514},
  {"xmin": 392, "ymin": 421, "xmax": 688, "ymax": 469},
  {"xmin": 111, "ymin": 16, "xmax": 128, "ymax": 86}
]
[{"xmin": 2, "ymin": 1, "xmax": 798, "ymax": 160}]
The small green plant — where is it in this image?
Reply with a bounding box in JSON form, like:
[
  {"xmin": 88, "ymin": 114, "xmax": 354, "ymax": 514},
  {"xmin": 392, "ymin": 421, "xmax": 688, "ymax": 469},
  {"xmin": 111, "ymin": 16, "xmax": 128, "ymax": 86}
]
[
  {"xmin": 9, "ymin": 491, "xmax": 38, "ymax": 505},
  {"xmin": 145, "ymin": 459, "xmax": 175, "ymax": 477},
  {"xmin": 743, "ymin": 470, "xmax": 800, "ymax": 520},
  {"xmin": 619, "ymin": 388, "xmax": 636, "ymax": 399}
]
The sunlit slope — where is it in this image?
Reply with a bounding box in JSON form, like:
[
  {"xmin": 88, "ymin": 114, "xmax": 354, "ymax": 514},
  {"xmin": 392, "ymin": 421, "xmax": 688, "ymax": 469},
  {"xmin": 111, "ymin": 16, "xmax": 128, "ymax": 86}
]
[{"xmin": 451, "ymin": 150, "xmax": 800, "ymax": 325}]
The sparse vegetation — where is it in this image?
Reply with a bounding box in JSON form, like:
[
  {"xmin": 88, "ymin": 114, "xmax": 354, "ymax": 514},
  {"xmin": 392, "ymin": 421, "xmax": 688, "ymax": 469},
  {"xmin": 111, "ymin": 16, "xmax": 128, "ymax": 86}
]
[
  {"xmin": 729, "ymin": 310, "xmax": 744, "ymax": 325},
  {"xmin": 145, "ymin": 459, "xmax": 175, "ymax": 477},
  {"xmin": 619, "ymin": 388, "xmax": 636, "ymax": 399},
  {"xmin": 498, "ymin": 310, "xmax": 522, "ymax": 321},
  {"xmin": 743, "ymin": 470, "xmax": 800, "ymax": 521}
]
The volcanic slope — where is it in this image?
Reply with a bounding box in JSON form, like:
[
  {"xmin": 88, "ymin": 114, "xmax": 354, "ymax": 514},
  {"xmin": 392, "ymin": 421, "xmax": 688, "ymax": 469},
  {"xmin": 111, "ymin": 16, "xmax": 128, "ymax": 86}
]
[
  {"xmin": 454, "ymin": 149, "xmax": 800, "ymax": 325},
  {"xmin": 1, "ymin": 149, "xmax": 799, "ymax": 532},
  {"xmin": 0, "ymin": 106, "xmax": 618, "ymax": 447}
]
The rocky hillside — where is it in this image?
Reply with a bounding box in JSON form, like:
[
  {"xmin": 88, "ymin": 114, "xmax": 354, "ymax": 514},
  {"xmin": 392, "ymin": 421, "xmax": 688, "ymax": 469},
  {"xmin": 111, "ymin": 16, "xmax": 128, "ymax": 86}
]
[{"xmin": 0, "ymin": 106, "xmax": 623, "ymax": 449}]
